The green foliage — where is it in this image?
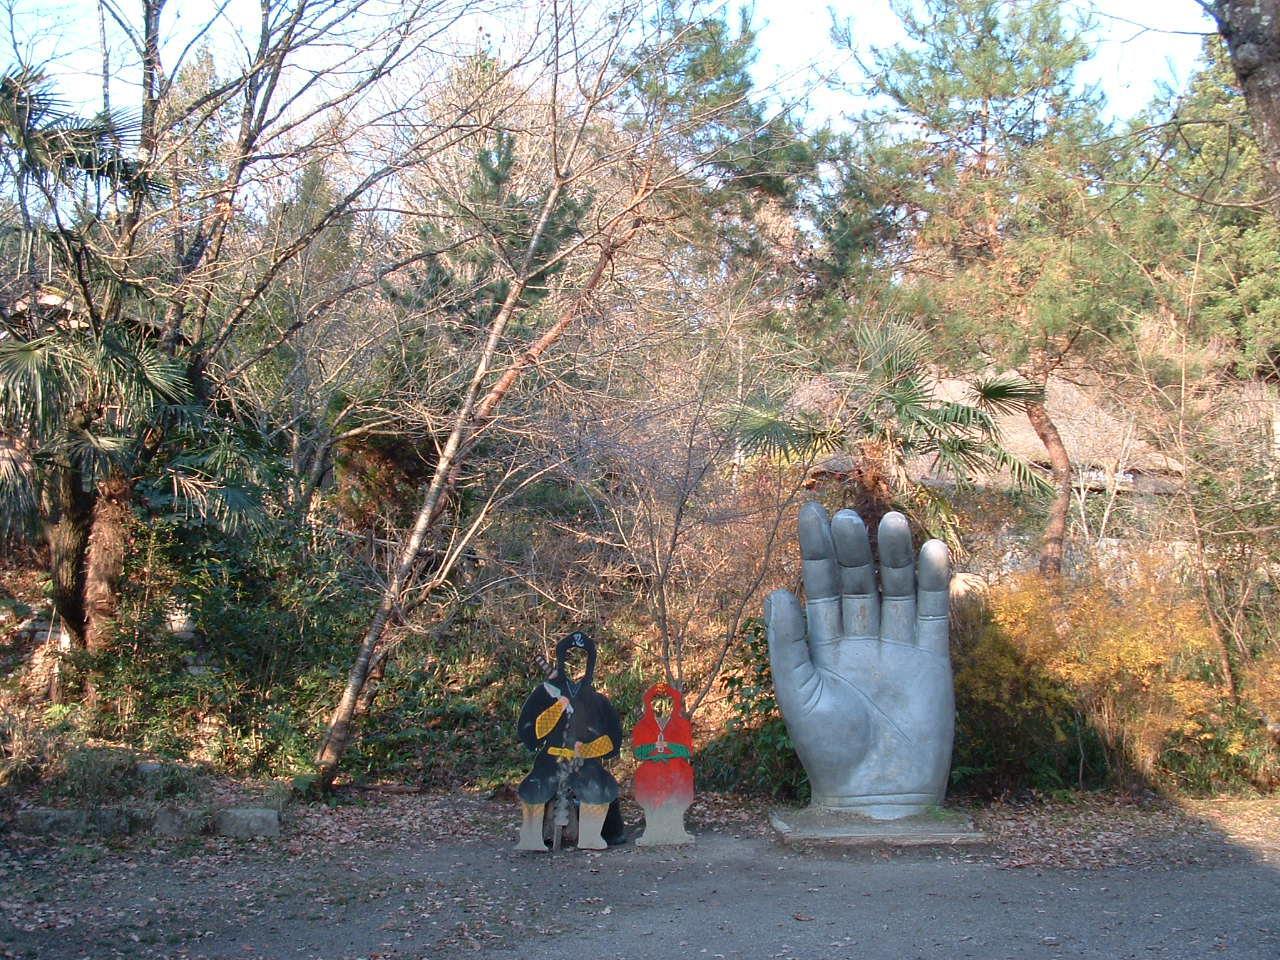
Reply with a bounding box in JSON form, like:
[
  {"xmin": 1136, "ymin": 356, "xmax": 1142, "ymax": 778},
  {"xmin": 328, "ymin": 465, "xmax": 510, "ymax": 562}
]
[
  {"xmin": 49, "ymin": 746, "xmax": 139, "ymax": 803},
  {"xmin": 726, "ymin": 321, "xmax": 1048, "ymax": 549},
  {"xmin": 820, "ymin": 0, "xmax": 1128, "ymax": 378},
  {"xmin": 84, "ymin": 520, "xmax": 373, "ymax": 774},
  {"xmin": 1124, "ymin": 37, "xmax": 1280, "ymax": 379},
  {"xmin": 698, "ymin": 618, "xmax": 808, "ymax": 800},
  {"xmin": 386, "ymin": 127, "xmax": 589, "ymax": 339},
  {"xmin": 71, "ymin": 509, "xmax": 654, "ymax": 788},
  {"xmin": 33, "ymin": 744, "xmax": 209, "ymax": 804},
  {"xmin": 0, "ymin": 327, "xmax": 189, "ymax": 536},
  {"xmin": 625, "ymin": 2, "xmax": 819, "ymax": 268},
  {"xmin": 350, "ymin": 618, "xmax": 651, "ymax": 789},
  {"xmin": 1161, "ymin": 702, "xmax": 1280, "ymax": 794},
  {"xmin": 0, "ymin": 67, "xmax": 162, "ymax": 201},
  {"xmin": 346, "ymin": 629, "xmax": 531, "ymax": 789},
  {"xmin": 0, "ymin": 705, "xmax": 62, "ymax": 789}
]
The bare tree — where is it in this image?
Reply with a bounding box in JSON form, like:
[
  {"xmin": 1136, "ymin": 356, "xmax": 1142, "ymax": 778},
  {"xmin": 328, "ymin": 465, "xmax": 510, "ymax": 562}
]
[
  {"xmin": 0, "ymin": 0, "xmax": 535, "ymax": 659},
  {"xmin": 565, "ymin": 271, "xmax": 803, "ymax": 717},
  {"xmin": 313, "ymin": 0, "xmax": 805, "ymax": 786}
]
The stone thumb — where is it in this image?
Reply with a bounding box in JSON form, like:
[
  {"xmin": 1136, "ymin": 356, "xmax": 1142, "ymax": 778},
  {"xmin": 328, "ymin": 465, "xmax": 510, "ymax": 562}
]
[{"xmin": 765, "ymin": 589, "xmax": 818, "ymax": 715}]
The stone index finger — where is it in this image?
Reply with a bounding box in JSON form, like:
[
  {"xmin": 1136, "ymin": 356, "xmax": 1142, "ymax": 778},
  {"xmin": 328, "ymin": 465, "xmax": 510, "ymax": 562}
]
[
  {"xmin": 798, "ymin": 501, "xmax": 841, "ymax": 643},
  {"xmin": 877, "ymin": 511, "xmax": 917, "ymax": 644}
]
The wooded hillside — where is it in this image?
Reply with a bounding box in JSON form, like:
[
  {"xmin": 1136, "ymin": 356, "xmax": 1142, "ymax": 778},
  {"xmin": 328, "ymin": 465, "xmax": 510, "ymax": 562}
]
[{"xmin": 2, "ymin": 0, "xmax": 1277, "ymax": 800}]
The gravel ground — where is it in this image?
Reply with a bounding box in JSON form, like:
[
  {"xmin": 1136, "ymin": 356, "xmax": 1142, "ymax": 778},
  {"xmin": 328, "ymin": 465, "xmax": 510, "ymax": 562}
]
[{"xmin": 2, "ymin": 792, "xmax": 1277, "ymax": 960}]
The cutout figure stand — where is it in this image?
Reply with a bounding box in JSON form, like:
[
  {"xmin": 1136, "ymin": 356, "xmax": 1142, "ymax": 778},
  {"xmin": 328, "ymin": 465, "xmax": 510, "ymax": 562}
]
[
  {"xmin": 632, "ymin": 681, "xmax": 694, "ymax": 845},
  {"xmin": 515, "ymin": 631, "xmax": 623, "ymax": 851}
]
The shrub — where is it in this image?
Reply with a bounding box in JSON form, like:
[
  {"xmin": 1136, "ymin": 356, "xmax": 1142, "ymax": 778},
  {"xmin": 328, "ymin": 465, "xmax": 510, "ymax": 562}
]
[
  {"xmin": 85, "ymin": 518, "xmax": 373, "ymax": 776},
  {"xmin": 950, "ymin": 591, "xmax": 1102, "ymax": 794},
  {"xmin": 951, "ymin": 566, "xmax": 1276, "ymax": 795},
  {"xmin": 0, "ymin": 705, "xmax": 62, "ymax": 791},
  {"xmin": 50, "ymin": 746, "xmax": 140, "ymax": 803},
  {"xmin": 698, "ymin": 618, "xmax": 808, "ymax": 801}
]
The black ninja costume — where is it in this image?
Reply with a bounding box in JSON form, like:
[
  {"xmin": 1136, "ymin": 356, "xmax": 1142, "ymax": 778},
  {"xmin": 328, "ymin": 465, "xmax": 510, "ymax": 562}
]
[{"xmin": 515, "ymin": 631, "xmax": 625, "ymax": 845}]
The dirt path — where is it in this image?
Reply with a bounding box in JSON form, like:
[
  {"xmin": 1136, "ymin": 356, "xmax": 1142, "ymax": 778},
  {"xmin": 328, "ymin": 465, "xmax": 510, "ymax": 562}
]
[{"xmin": 2, "ymin": 793, "xmax": 1277, "ymax": 960}]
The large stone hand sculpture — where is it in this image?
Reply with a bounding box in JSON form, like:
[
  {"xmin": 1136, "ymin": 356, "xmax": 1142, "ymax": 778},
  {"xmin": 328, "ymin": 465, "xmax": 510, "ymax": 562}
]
[{"xmin": 766, "ymin": 503, "xmax": 953, "ymax": 820}]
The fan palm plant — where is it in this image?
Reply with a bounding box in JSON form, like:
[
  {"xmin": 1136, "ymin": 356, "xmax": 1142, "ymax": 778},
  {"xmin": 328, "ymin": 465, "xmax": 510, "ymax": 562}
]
[
  {"xmin": 728, "ymin": 322, "xmax": 1049, "ymax": 551},
  {"xmin": 0, "ymin": 68, "xmax": 261, "ymax": 665},
  {"xmin": 0, "ymin": 67, "xmax": 159, "ymax": 311},
  {"xmin": 0, "ymin": 314, "xmax": 187, "ymax": 633}
]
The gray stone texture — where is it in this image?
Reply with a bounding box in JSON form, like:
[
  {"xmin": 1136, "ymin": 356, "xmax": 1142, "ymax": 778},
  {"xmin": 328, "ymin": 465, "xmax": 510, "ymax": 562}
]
[
  {"xmin": 766, "ymin": 504, "xmax": 955, "ymax": 820},
  {"xmin": 769, "ymin": 804, "xmax": 984, "ymax": 847},
  {"xmin": 88, "ymin": 806, "xmax": 144, "ymax": 836},
  {"xmin": 15, "ymin": 806, "xmax": 148, "ymax": 836},
  {"xmin": 214, "ymin": 807, "xmax": 281, "ymax": 838},
  {"xmin": 13, "ymin": 807, "xmax": 88, "ymax": 835},
  {"xmin": 154, "ymin": 804, "xmax": 207, "ymax": 837}
]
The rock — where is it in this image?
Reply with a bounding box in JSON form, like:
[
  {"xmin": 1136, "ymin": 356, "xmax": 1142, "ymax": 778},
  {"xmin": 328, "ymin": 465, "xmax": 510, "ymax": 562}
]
[
  {"xmin": 164, "ymin": 603, "xmax": 197, "ymax": 640},
  {"xmin": 15, "ymin": 615, "xmax": 50, "ymax": 639},
  {"xmin": 770, "ymin": 805, "xmax": 987, "ymax": 848},
  {"xmin": 154, "ymin": 805, "xmax": 206, "ymax": 838},
  {"xmin": 14, "ymin": 807, "xmax": 88, "ymax": 835},
  {"xmin": 215, "ymin": 807, "xmax": 280, "ymax": 838},
  {"xmin": 14, "ymin": 806, "xmax": 148, "ymax": 836},
  {"xmin": 136, "ymin": 761, "xmax": 166, "ymax": 779},
  {"xmin": 89, "ymin": 806, "xmax": 144, "ymax": 836}
]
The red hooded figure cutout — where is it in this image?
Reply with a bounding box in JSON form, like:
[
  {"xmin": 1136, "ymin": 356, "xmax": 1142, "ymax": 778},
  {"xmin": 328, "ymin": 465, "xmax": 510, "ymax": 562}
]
[{"xmin": 631, "ymin": 681, "xmax": 694, "ymax": 845}]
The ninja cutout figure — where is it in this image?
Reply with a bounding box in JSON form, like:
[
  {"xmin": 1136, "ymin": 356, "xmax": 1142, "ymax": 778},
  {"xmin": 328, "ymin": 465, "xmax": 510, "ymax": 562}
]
[
  {"xmin": 631, "ymin": 681, "xmax": 694, "ymax": 845},
  {"xmin": 515, "ymin": 631, "xmax": 625, "ymax": 851}
]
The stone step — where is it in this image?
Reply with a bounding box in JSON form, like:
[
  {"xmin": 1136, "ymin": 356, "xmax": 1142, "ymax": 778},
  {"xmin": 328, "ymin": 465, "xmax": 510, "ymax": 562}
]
[{"xmin": 10, "ymin": 804, "xmax": 281, "ymax": 839}]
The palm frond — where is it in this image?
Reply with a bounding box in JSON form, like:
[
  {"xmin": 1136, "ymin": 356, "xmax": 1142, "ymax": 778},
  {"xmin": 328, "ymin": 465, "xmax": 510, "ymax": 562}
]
[
  {"xmin": 62, "ymin": 428, "xmax": 130, "ymax": 489},
  {"xmin": 925, "ymin": 401, "xmax": 996, "ymax": 432},
  {"xmin": 0, "ymin": 66, "xmax": 164, "ymax": 197},
  {"xmin": 724, "ymin": 401, "xmax": 844, "ymax": 462},
  {"xmin": 133, "ymin": 344, "xmax": 188, "ymax": 402},
  {"xmin": 853, "ymin": 321, "xmax": 927, "ymax": 382},
  {"xmin": 879, "ymin": 375, "xmax": 932, "ymax": 418},
  {"xmin": 970, "ymin": 373, "xmax": 1044, "ymax": 416},
  {"xmin": 151, "ymin": 472, "xmax": 265, "ymax": 533},
  {"xmin": 0, "ymin": 438, "xmax": 38, "ymax": 536},
  {"xmin": 95, "ymin": 328, "xmax": 189, "ymax": 409},
  {"xmin": 0, "ymin": 335, "xmax": 63, "ymax": 422},
  {"xmin": 931, "ymin": 435, "xmax": 998, "ymax": 475},
  {"xmin": 988, "ymin": 447, "xmax": 1055, "ymax": 494}
]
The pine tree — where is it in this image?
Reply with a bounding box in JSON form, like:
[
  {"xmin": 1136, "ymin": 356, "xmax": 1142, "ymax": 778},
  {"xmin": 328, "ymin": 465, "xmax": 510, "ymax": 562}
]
[{"xmin": 836, "ymin": 0, "xmax": 1122, "ymax": 575}]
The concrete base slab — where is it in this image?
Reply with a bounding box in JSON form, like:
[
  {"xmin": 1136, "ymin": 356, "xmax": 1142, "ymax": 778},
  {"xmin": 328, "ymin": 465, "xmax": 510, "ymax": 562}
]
[{"xmin": 770, "ymin": 805, "xmax": 986, "ymax": 848}]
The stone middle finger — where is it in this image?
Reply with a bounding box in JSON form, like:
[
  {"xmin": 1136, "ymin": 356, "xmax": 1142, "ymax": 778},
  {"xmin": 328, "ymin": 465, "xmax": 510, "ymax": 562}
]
[
  {"xmin": 832, "ymin": 508, "xmax": 879, "ymax": 639},
  {"xmin": 877, "ymin": 511, "xmax": 918, "ymax": 645}
]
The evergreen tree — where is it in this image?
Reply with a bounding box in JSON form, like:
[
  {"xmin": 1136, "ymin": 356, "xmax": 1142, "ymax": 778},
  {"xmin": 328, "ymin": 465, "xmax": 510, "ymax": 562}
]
[
  {"xmin": 833, "ymin": 0, "xmax": 1124, "ymax": 574},
  {"xmin": 387, "ymin": 127, "xmax": 589, "ymax": 345}
]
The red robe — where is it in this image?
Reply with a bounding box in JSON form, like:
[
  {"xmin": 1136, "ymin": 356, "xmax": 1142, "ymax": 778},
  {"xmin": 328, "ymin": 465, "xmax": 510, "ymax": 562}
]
[{"xmin": 631, "ymin": 682, "xmax": 694, "ymax": 813}]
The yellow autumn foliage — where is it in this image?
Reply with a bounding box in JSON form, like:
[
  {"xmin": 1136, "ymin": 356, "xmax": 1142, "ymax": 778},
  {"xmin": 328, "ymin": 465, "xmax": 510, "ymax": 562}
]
[
  {"xmin": 1240, "ymin": 647, "xmax": 1280, "ymax": 753},
  {"xmin": 966, "ymin": 563, "xmax": 1223, "ymax": 783}
]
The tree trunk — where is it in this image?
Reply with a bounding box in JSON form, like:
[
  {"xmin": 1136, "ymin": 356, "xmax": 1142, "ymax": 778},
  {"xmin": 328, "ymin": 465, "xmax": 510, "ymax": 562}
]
[
  {"xmin": 43, "ymin": 462, "xmax": 93, "ymax": 649},
  {"xmin": 84, "ymin": 473, "xmax": 132, "ymax": 654},
  {"xmin": 1210, "ymin": 1, "xmax": 1280, "ymax": 211},
  {"xmin": 1025, "ymin": 398, "xmax": 1072, "ymax": 577}
]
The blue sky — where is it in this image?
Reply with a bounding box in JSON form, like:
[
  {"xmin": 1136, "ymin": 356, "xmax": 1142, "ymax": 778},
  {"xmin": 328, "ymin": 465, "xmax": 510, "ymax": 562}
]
[
  {"xmin": 749, "ymin": 0, "xmax": 1216, "ymax": 125},
  {"xmin": 19, "ymin": 0, "xmax": 1217, "ymax": 126}
]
